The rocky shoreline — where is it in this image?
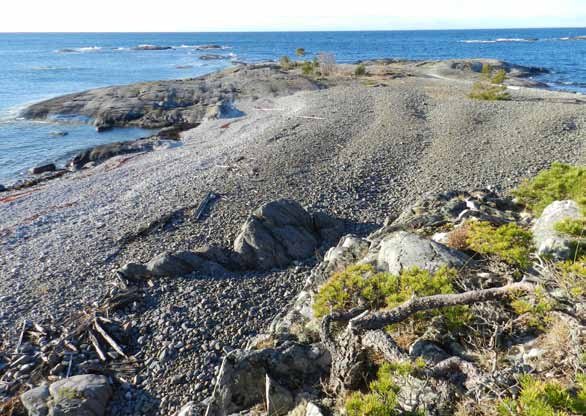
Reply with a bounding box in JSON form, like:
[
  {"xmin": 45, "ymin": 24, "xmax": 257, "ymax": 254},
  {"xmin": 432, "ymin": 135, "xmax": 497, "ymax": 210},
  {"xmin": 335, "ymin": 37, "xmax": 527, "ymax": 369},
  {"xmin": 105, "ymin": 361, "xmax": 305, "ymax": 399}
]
[{"xmin": 1, "ymin": 58, "xmax": 585, "ymax": 415}]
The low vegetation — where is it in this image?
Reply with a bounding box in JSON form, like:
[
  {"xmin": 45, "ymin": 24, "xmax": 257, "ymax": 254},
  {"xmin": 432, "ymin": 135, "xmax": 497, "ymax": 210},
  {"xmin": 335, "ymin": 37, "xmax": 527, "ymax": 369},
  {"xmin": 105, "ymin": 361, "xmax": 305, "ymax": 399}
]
[
  {"xmin": 355, "ymin": 64, "xmax": 366, "ymax": 76},
  {"xmin": 497, "ymin": 374, "xmax": 586, "ymax": 415},
  {"xmin": 513, "ymin": 162, "xmax": 586, "ymax": 215},
  {"xmin": 469, "ymin": 63, "xmax": 511, "ymax": 101},
  {"xmin": 279, "ymin": 55, "xmax": 292, "ymax": 70},
  {"xmin": 313, "ymin": 264, "xmax": 469, "ymax": 329},
  {"xmin": 465, "ymin": 221, "xmax": 534, "ymax": 269},
  {"xmin": 301, "ymin": 60, "xmax": 315, "ymax": 75},
  {"xmin": 469, "ymin": 81, "xmax": 511, "ymax": 101},
  {"xmin": 318, "ymin": 52, "xmax": 336, "ymax": 76},
  {"xmin": 295, "ymin": 48, "xmax": 306, "ymax": 57},
  {"xmin": 345, "ymin": 360, "xmax": 425, "ymax": 416},
  {"xmin": 555, "ymin": 256, "xmax": 586, "ymax": 298}
]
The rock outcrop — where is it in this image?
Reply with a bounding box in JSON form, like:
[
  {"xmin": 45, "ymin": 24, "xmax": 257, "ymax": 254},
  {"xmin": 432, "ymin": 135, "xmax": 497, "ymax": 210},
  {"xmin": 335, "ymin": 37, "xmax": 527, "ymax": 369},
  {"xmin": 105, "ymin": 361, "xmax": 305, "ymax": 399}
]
[
  {"xmin": 21, "ymin": 375, "xmax": 112, "ymax": 416},
  {"xmin": 375, "ymin": 230, "xmax": 469, "ymax": 275},
  {"xmin": 21, "ymin": 65, "xmax": 322, "ymax": 131},
  {"xmin": 533, "ymin": 200, "xmax": 583, "ymax": 260},
  {"xmin": 119, "ymin": 199, "xmax": 343, "ymax": 278},
  {"xmin": 205, "ymin": 342, "xmax": 330, "ymax": 416},
  {"xmin": 234, "ymin": 199, "xmax": 343, "ymax": 270}
]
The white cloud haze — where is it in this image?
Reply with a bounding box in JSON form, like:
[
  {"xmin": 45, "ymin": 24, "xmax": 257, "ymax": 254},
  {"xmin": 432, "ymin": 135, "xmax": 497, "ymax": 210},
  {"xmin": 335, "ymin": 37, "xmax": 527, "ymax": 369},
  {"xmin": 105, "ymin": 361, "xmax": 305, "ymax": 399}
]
[{"xmin": 1, "ymin": 0, "xmax": 584, "ymax": 31}]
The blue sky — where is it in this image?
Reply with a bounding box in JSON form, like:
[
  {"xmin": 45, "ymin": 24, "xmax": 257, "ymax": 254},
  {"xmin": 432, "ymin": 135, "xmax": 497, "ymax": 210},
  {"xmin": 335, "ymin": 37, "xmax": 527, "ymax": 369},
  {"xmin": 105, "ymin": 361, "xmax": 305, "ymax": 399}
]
[{"xmin": 1, "ymin": 0, "xmax": 585, "ymax": 31}]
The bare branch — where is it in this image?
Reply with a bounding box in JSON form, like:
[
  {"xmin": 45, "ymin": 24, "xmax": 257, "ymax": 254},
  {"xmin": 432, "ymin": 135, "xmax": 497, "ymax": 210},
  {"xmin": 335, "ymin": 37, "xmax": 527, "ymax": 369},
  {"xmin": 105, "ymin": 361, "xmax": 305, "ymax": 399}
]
[{"xmin": 351, "ymin": 282, "xmax": 534, "ymax": 332}]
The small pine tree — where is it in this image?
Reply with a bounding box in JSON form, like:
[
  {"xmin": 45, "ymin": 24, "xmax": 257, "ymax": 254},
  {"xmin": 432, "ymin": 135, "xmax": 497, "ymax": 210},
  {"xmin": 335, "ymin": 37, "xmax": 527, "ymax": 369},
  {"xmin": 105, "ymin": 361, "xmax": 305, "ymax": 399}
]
[
  {"xmin": 491, "ymin": 69, "xmax": 507, "ymax": 84},
  {"xmin": 295, "ymin": 48, "xmax": 305, "ymax": 57},
  {"xmin": 355, "ymin": 64, "xmax": 366, "ymax": 76},
  {"xmin": 301, "ymin": 61, "xmax": 314, "ymax": 75},
  {"xmin": 279, "ymin": 55, "xmax": 291, "ymax": 70}
]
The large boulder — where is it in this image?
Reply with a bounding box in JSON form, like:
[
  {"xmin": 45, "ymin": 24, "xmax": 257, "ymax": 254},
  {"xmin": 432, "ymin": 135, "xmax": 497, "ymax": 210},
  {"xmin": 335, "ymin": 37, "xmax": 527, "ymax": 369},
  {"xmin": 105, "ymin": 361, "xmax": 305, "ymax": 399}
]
[
  {"xmin": 234, "ymin": 200, "xmax": 342, "ymax": 270},
  {"xmin": 533, "ymin": 200, "xmax": 582, "ymax": 260},
  {"xmin": 21, "ymin": 375, "xmax": 112, "ymax": 416},
  {"xmin": 206, "ymin": 342, "xmax": 330, "ymax": 416},
  {"xmin": 21, "ymin": 385, "xmax": 50, "ymax": 416},
  {"xmin": 376, "ymin": 231, "xmax": 469, "ymax": 275}
]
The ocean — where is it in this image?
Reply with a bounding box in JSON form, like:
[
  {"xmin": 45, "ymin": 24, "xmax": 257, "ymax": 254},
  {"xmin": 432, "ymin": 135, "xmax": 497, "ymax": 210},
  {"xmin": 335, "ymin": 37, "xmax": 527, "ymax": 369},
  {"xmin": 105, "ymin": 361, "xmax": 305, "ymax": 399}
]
[{"xmin": 1, "ymin": 28, "xmax": 585, "ymax": 182}]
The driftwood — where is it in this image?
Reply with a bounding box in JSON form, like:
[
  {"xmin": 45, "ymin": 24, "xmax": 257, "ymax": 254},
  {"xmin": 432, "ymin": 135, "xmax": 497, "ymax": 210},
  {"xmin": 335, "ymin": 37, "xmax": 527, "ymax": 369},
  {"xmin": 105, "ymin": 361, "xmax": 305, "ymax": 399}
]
[
  {"xmin": 0, "ymin": 285, "xmax": 140, "ymax": 402},
  {"xmin": 94, "ymin": 320, "xmax": 127, "ymax": 358},
  {"xmin": 195, "ymin": 192, "xmax": 218, "ymax": 221},
  {"xmin": 320, "ymin": 281, "xmax": 535, "ymax": 394}
]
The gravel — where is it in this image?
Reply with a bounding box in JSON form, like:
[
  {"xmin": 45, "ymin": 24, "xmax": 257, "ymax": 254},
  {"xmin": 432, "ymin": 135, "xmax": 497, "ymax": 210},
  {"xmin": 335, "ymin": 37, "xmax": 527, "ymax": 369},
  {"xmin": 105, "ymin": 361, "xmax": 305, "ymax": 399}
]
[{"xmin": 1, "ymin": 73, "xmax": 585, "ymax": 414}]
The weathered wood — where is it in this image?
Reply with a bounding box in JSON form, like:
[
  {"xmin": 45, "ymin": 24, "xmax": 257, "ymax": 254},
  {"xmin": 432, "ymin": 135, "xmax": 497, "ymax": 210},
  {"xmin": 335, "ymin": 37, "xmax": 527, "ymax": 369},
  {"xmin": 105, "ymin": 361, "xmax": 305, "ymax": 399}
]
[
  {"xmin": 320, "ymin": 282, "xmax": 534, "ymax": 394},
  {"xmin": 195, "ymin": 192, "xmax": 218, "ymax": 221},
  {"xmin": 14, "ymin": 320, "xmax": 29, "ymax": 353},
  {"xmin": 94, "ymin": 320, "xmax": 127, "ymax": 358},
  {"xmin": 89, "ymin": 331, "xmax": 107, "ymax": 362}
]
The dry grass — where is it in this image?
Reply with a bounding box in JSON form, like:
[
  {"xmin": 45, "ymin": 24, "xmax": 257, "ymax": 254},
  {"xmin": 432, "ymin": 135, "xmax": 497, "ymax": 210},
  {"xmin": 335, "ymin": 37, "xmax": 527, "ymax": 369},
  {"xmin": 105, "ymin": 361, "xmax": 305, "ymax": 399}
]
[{"xmin": 446, "ymin": 224, "xmax": 472, "ymax": 251}]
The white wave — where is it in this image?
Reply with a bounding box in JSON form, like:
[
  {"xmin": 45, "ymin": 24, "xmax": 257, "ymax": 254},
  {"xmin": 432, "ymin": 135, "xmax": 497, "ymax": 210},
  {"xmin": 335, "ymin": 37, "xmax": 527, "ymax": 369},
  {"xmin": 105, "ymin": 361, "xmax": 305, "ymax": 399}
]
[
  {"xmin": 559, "ymin": 36, "xmax": 586, "ymax": 41},
  {"xmin": 459, "ymin": 40, "xmax": 497, "ymax": 44},
  {"xmin": 56, "ymin": 46, "xmax": 102, "ymax": 53},
  {"xmin": 459, "ymin": 38, "xmax": 538, "ymax": 44},
  {"xmin": 495, "ymin": 38, "xmax": 537, "ymax": 43}
]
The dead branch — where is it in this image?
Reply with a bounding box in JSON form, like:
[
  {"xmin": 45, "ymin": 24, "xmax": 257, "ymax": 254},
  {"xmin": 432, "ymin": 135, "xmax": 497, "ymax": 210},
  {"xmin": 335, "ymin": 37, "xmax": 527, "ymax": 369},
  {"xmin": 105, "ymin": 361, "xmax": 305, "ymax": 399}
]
[
  {"xmin": 352, "ymin": 281, "xmax": 534, "ymax": 332},
  {"xmin": 320, "ymin": 281, "xmax": 534, "ymax": 395},
  {"xmin": 94, "ymin": 320, "xmax": 127, "ymax": 358},
  {"xmin": 89, "ymin": 331, "xmax": 107, "ymax": 362}
]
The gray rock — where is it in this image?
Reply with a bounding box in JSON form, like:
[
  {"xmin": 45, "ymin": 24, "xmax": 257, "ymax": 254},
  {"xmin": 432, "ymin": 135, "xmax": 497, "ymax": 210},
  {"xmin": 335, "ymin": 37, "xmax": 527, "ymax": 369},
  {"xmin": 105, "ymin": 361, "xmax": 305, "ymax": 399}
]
[
  {"xmin": 21, "ymin": 385, "xmax": 50, "ymax": 416},
  {"xmin": 234, "ymin": 199, "xmax": 340, "ymax": 270},
  {"xmin": 409, "ymin": 339, "xmax": 450, "ymax": 364},
  {"xmin": 376, "ymin": 231, "xmax": 469, "ymax": 275},
  {"xmin": 132, "ymin": 45, "xmax": 173, "ymax": 51},
  {"xmin": 22, "ymin": 65, "xmax": 320, "ymax": 130},
  {"xmin": 119, "ymin": 250, "xmax": 227, "ymax": 279},
  {"xmin": 199, "ymin": 54, "xmax": 231, "ymax": 60},
  {"xmin": 265, "ymin": 375, "xmax": 294, "ymax": 415},
  {"xmin": 0, "ymin": 184, "xmax": 6, "ymax": 192},
  {"xmin": 48, "ymin": 374, "xmax": 112, "ymax": 416},
  {"xmin": 533, "ymin": 200, "xmax": 582, "ymax": 260},
  {"xmin": 206, "ymin": 343, "xmax": 330, "ymax": 416},
  {"xmin": 29, "ymin": 163, "xmax": 56, "ymax": 175}
]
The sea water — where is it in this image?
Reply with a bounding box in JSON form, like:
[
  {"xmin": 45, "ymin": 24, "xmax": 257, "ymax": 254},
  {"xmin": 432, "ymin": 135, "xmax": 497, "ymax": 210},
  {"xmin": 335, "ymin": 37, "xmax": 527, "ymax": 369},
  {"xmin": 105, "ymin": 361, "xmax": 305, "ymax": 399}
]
[{"xmin": 0, "ymin": 29, "xmax": 585, "ymax": 182}]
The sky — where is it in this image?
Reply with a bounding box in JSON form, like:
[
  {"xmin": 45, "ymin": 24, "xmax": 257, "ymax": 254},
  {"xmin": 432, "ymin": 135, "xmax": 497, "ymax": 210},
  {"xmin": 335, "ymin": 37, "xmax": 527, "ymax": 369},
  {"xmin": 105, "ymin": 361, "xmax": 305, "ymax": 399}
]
[{"xmin": 1, "ymin": 0, "xmax": 585, "ymax": 32}]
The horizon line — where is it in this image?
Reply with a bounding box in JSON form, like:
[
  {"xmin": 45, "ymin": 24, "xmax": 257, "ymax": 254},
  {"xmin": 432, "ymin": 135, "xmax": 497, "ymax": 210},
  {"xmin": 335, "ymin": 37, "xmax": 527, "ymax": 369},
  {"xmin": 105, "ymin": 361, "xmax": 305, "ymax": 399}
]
[{"xmin": 1, "ymin": 25, "xmax": 585, "ymax": 34}]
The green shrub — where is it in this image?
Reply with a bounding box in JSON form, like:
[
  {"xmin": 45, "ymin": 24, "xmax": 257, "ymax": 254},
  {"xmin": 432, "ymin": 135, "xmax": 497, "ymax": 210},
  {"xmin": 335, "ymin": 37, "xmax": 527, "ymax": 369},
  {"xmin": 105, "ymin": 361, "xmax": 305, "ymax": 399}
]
[
  {"xmin": 313, "ymin": 265, "xmax": 468, "ymax": 328},
  {"xmin": 295, "ymin": 48, "xmax": 305, "ymax": 57},
  {"xmin": 279, "ymin": 55, "xmax": 291, "ymax": 70},
  {"xmin": 491, "ymin": 69, "xmax": 507, "ymax": 84},
  {"xmin": 466, "ymin": 221, "xmax": 534, "ymax": 269},
  {"xmin": 355, "ymin": 64, "xmax": 366, "ymax": 76},
  {"xmin": 301, "ymin": 60, "xmax": 314, "ymax": 75},
  {"xmin": 312, "ymin": 265, "xmax": 395, "ymax": 318},
  {"xmin": 469, "ymin": 81, "xmax": 511, "ymax": 101},
  {"xmin": 554, "ymin": 218, "xmax": 586, "ymax": 238},
  {"xmin": 481, "ymin": 63, "xmax": 492, "ymax": 76},
  {"xmin": 513, "ymin": 163, "xmax": 586, "ymax": 215},
  {"xmin": 556, "ymin": 257, "xmax": 586, "ymax": 298},
  {"xmin": 345, "ymin": 361, "xmax": 425, "ymax": 416},
  {"xmin": 511, "ymin": 285, "xmax": 554, "ymax": 329},
  {"xmin": 497, "ymin": 374, "xmax": 586, "ymax": 415}
]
